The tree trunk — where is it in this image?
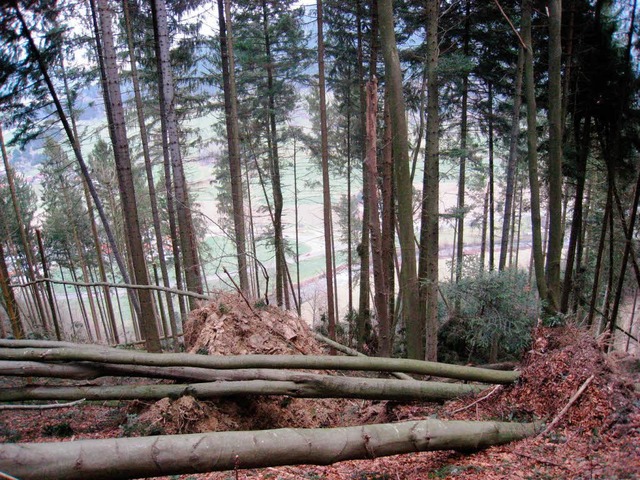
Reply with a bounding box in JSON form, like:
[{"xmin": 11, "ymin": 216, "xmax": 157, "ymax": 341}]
[
  {"xmin": 0, "ymin": 124, "xmax": 49, "ymax": 333},
  {"xmin": 123, "ymin": 0, "xmax": 179, "ymax": 349},
  {"xmin": 0, "ymin": 345, "xmax": 519, "ymax": 383},
  {"xmin": 218, "ymin": 0, "xmax": 249, "ymax": 296},
  {"xmin": 419, "ymin": 0, "xmax": 440, "ymax": 361},
  {"xmin": 0, "ymin": 377, "xmax": 483, "ymax": 403},
  {"xmin": 499, "ymin": 48, "xmax": 524, "ymax": 272},
  {"xmin": 261, "ymin": 0, "xmax": 286, "ymax": 307},
  {"xmin": 96, "ymin": 0, "xmax": 160, "ymax": 352},
  {"xmin": 365, "ymin": 81, "xmax": 390, "ymax": 356},
  {"xmin": 455, "ymin": 0, "xmax": 470, "ymax": 289},
  {"xmin": 0, "ymin": 418, "xmax": 539, "ymax": 480},
  {"xmin": 381, "ymin": 95, "xmax": 395, "ymax": 352},
  {"xmin": 151, "ymin": 0, "xmax": 203, "ymax": 306},
  {"xmin": 316, "ymin": 0, "xmax": 337, "ymax": 340},
  {"xmin": 378, "ymin": 0, "xmax": 420, "ymax": 360},
  {"xmin": 522, "ymin": 0, "xmax": 546, "ymax": 300},
  {"xmin": 488, "ymin": 81, "xmax": 495, "ymax": 271},
  {"xmin": 545, "ymin": 0, "xmax": 563, "ymax": 312},
  {"xmin": 356, "ymin": 0, "xmax": 371, "ymax": 349},
  {"xmin": 0, "ymin": 242, "xmax": 23, "ymax": 338}
]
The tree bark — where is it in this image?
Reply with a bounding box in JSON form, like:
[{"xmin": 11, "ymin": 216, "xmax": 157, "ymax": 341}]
[
  {"xmin": 365, "ymin": 80, "xmax": 390, "ymax": 355},
  {"xmin": 218, "ymin": 0, "xmax": 249, "ymax": 296},
  {"xmin": 0, "ymin": 345, "xmax": 519, "ymax": 383},
  {"xmin": 522, "ymin": 0, "xmax": 547, "ymax": 301},
  {"xmin": 378, "ymin": 0, "xmax": 420, "ymax": 360},
  {"xmin": 96, "ymin": 0, "xmax": 160, "ymax": 352},
  {"xmin": 0, "ymin": 418, "xmax": 539, "ymax": 480},
  {"xmin": 545, "ymin": 0, "xmax": 563, "ymax": 312},
  {"xmin": 0, "ymin": 376, "xmax": 483, "ymax": 403},
  {"xmin": 499, "ymin": 48, "xmax": 524, "ymax": 272},
  {"xmin": 0, "ymin": 242, "xmax": 23, "ymax": 338},
  {"xmin": 123, "ymin": 0, "xmax": 179, "ymax": 349},
  {"xmin": 151, "ymin": 0, "xmax": 203, "ymax": 305},
  {"xmin": 356, "ymin": 0, "xmax": 371, "ymax": 349},
  {"xmin": 316, "ymin": 0, "xmax": 337, "ymax": 340},
  {"xmin": 419, "ymin": 0, "xmax": 440, "ymax": 361}
]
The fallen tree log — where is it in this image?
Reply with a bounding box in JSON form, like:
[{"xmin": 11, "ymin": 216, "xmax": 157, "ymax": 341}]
[
  {"xmin": 0, "ymin": 347, "xmax": 519, "ymax": 383},
  {"xmin": 0, "ymin": 376, "xmax": 483, "ymax": 402},
  {"xmin": 313, "ymin": 333, "xmax": 414, "ymax": 380},
  {"xmin": 0, "ymin": 418, "xmax": 540, "ymax": 480}
]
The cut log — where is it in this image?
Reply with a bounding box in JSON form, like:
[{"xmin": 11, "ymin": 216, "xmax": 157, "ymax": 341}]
[
  {"xmin": 0, "ymin": 347, "xmax": 519, "ymax": 383},
  {"xmin": 0, "ymin": 418, "xmax": 540, "ymax": 480},
  {"xmin": 0, "ymin": 376, "xmax": 483, "ymax": 402}
]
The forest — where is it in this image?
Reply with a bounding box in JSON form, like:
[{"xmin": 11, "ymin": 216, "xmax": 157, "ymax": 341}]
[{"xmin": 0, "ymin": 0, "xmax": 639, "ymax": 479}]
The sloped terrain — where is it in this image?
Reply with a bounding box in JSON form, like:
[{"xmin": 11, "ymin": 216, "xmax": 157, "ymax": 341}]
[{"xmin": 0, "ymin": 294, "xmax": 638, "ymax": 479}]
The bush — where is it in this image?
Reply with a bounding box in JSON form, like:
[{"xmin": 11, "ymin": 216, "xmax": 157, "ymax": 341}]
[{"xmin": 439, "ymin": 268, "xmax": 540, "ymax": 363}]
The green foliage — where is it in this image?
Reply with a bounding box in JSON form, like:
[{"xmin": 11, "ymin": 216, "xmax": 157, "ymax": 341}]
[
  {"xmin": 439, "ymin": 266, "xmax": 539, "ymax": 363},
  {"xmin": 42, "ymin": 421, "xmax": 74, "ymax": 438}
]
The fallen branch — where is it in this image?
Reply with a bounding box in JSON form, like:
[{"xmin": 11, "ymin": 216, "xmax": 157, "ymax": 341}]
[
  {"xmin": 0, "ymin": 418, "xmax": 541, "ymax": 480},
  {"xmin": 0, "ymin": 399, "xmax": 85, "ymax": 410},
  {"xmin": 541, "ymin": 374, "xmax": 595, "ymax": 436},
  {"xmin": 449, "ymin": 385, "xmax": 502, "ymax": 415}
]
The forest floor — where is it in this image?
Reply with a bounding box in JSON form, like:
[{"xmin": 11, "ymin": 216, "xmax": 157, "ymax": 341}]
[{"xmin": 1, "ymin": 293, "xmax": 639, "ymax": 480}]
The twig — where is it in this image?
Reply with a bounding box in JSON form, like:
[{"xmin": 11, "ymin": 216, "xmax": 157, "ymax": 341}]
[
  {"xmin": 449, "ymin": 385, "xmax": 502, "ymax": 414},
  {"xmin": 541, "ymin": 375, "xmax": 595, "ymax": 436},
  {"xmin": 223, "ymin": 267, "xmax": 259, "ymax": 318},
  {"xmin": 493, "ymin": 0, "xmax": 527, "ymax": 50},
  {"xmin": 0, "ymin": 398, "xmax": 86, "ymax": 410}
]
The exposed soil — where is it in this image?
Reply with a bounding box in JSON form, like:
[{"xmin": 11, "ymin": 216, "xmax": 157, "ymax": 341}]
[{"xmin": 1, "ymin": 293, "xmax": 638, "ymax": 479}]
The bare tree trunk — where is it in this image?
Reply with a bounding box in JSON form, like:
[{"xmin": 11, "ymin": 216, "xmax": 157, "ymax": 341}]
[
  {"xmin": 381, "ymin": 96, "xmax": 395, "ymax": 350},
  {"xmin": 218, "ymin": 0, "xmax": 250, "ymax": 296},
  {"xmin": 522, "ymin": 0, "xmax": 546, "ymax": 301},
  {"xmin": 123, "ymin": 0, "xmax": 179, "ymax": 349},
  {"xmin": 365, "ymin": 81, "xmax": 390, "ymax": 356},
  {"xmin": 151, "ymin": 0, "xmax": 203, "ymax": 306},
  {"xmin": 419, "ymin": 0, "xmax": 440, "ymax": 361},
  {"xmin": 96, "ymin": 0, "xmax": 160, "ymax": 352},
  {"xmin": 0, "ymin": 125, "xmax": 49, "ymax": 333},
  {"xmin": 499, "ymin": 48, "xmax": 524, "ymax": 272},
  {"xmin": 316, "ymin": 0, "xmax": 337, "ymax": 340},
  {"xmin": 35, "ymin": 230, "xmax": 61, "ymax": 340},
  {"xmin": 455, "ymin": 0, "xmax": 470, "ymax": 289},
  {"xmin": 378, "ymin": 0, "xmax": 420, "ymax": 360},
  {"xmin": 0, "ymin": 418, "xmax": 538, "ymax": 480},
  {"xmin": 545, "ymin": 0, "xmax": 563, "ymax": 312},
  {"xmin": 488, "ymin": 81, "xmax": 496, "ymax": 271},
  {"xmin": 0, "ymin": 242, "xmax": 23, "ymax": 338},
  {"xmin": 356, "ymin": 0, "xmax": 371, "ymax": 349}
]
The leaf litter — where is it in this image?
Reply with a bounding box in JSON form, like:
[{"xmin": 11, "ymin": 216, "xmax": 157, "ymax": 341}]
[{"xmin": 1, "ymin": 292, "xmax": 638, "ymax": 479}]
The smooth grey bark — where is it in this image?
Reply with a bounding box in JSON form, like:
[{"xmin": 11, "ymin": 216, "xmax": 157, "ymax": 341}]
[
  {"xmin": 0, "ymin": 419, "xmax": 539, "ymax": 480},
  {"xmin": 0, "ymin": 346, "xmax": 519, "ymax": 383},
  {"xmin": 0, "ymin": 377, "xmax": 483, "ymax": 403}
]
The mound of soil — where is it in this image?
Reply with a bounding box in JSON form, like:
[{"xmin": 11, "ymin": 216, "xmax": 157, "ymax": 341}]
[{"xmin": 136, "ymin": 292, "xmax": 374, "ymax": 436}]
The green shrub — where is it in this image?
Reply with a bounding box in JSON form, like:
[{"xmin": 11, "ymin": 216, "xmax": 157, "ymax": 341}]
[{"xmin": 439, "ymin": 267, "xmax": 539, "ymax": 363}]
